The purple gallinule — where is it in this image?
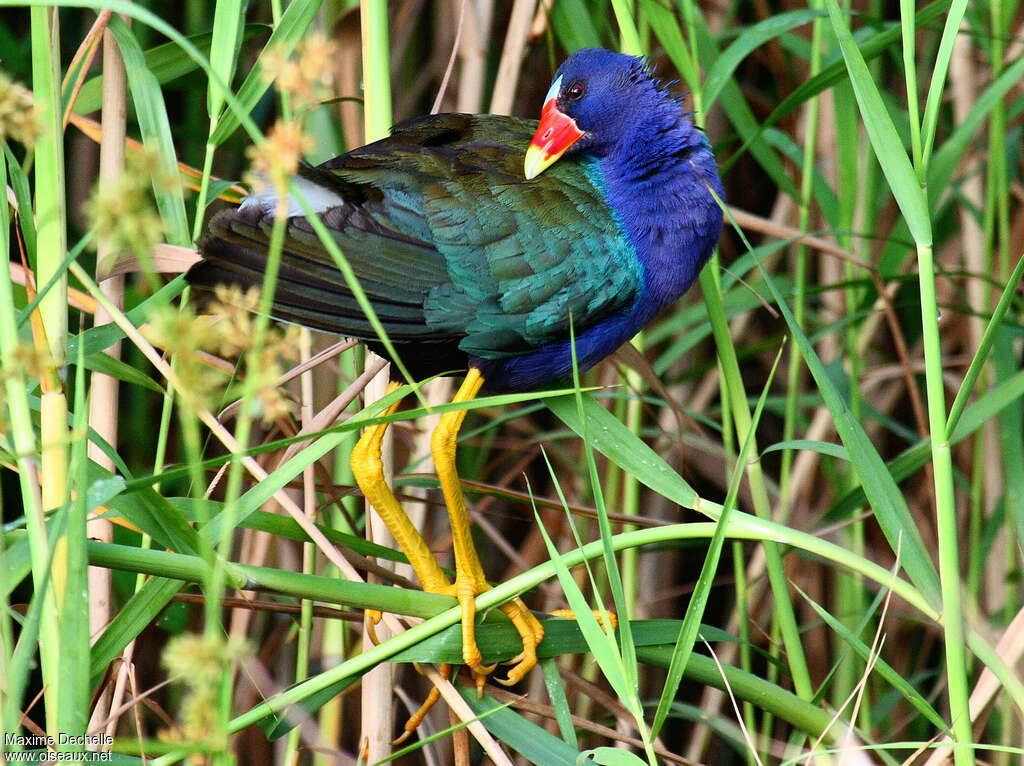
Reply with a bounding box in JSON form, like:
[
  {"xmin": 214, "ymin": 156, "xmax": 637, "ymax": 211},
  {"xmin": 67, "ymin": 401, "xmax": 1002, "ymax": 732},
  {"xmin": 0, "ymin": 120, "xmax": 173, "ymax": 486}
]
[{"xmin": 188, "ymin": 47, "xmax": 723, "ymax": 692}]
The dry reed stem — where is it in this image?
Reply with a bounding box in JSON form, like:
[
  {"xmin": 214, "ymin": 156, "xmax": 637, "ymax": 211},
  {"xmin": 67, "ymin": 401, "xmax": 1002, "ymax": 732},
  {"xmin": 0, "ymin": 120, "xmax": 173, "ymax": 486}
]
[
  {"xmin": 277, "ymin": 355, "xmax": 387, "ymax": 463},
  {"xmin": 489, "ymin": 0, "xmax": 538, "ymax": 115},
  {"xmin": 218, "ymin": 339, "xmax": 358, "ymax": 422},
  {"xmin": 98, "ymin": 243, "xmax": 200, "ymax": 280},
  {"xmin": 455, "ymin": 0, "xmax": 488, "ymax": 113},
  {"xmin": 431, "ymin": 0, "xmax": 467, "ymax": 115},
  {"xmin": 727, "ymin": 206, "xmax": 868, "ymax": 269},
  {"xmin": 59, "ymin": 10, "xmax": 111, "ymax": 129},
  {"xmin": 86, "ymin": 27, "xmax": 128, "ymax": 683},
  {"xmin": 297, "ymin": 327, "xmax": 318, "ymax": 758},
  {"xmin": 89, "ymin": 672, "xmax": 173, "ymax": 736}
]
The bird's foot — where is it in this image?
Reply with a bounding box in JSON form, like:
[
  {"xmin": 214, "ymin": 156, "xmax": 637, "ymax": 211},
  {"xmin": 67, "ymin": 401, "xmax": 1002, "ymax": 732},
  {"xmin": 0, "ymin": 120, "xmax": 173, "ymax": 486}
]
[
  {"xmin": 391, "ymin": 586, "xmax": 544, "ymax": 743},
  {"xmin": 495, "ymin": 597, "xmax": 545, "ymax": 686},
  {"xmin": 434, "ymin": 578, "xmax": 545, "ymax": 691}
]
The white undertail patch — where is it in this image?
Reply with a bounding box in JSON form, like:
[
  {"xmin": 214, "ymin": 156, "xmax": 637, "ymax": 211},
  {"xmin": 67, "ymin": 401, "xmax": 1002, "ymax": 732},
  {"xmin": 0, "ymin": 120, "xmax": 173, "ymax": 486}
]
[{"xmin": 238, "ymin": 174, "xmax": 345, "ymax": 217}]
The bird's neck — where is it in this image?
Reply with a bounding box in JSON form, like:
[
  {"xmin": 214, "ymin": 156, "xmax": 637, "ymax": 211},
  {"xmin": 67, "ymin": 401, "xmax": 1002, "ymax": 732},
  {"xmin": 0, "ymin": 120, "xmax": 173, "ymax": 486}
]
[{"xmin": 594, "ymin": 111, "xmax": 724, "ymax": 313}]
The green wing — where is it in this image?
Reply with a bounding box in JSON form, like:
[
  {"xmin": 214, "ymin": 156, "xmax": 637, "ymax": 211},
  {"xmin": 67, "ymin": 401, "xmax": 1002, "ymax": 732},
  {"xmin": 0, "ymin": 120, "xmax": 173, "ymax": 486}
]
[{"xmin": 189, "ymin": 114, "xmax": 642, "ymax": 359}]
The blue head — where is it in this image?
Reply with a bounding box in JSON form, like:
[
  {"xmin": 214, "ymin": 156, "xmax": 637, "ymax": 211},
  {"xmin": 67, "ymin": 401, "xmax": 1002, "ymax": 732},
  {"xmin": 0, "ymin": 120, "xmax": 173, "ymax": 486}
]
[
  {"xmin": 524, "ymin": 49, "xmax": 724, "ymax": 314},
  {"xmin": 524, "ymin": 48, "xmax": 703, "ymax": 178}
]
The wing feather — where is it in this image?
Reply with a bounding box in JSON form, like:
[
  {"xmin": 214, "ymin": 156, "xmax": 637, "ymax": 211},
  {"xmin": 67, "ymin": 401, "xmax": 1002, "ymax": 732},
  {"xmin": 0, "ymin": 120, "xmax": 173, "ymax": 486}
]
[{"xmin": 188, "ymin": 114, "xmax": 642, "ymax": 357}]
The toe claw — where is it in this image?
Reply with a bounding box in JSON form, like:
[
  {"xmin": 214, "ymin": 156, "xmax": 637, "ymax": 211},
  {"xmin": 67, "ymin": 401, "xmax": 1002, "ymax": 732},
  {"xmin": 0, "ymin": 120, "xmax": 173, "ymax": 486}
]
[
  {"xmin": 497, "ymin": 659, "xmax": 532, "ymax": 686},
  {"xmin": 449, "ymin": 582, "xmax": 546, "ymax": 694},
  {"xmin": 365, "ymin": 609, "xmax": 384, "ymax": 645},
  {"xmin": 394, "ymin": 662, "xmax": 449, "ymax": 743},
  {"xmin": 473, "ymin": 670, "xmax": 489, "ymax": 697}
]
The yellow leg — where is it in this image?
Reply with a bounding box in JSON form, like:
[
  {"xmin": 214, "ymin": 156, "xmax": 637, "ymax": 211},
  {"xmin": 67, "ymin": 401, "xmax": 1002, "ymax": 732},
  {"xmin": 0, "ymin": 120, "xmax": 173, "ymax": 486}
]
[
  {"xmin": 430, "ymin": 368, "xmax": 545, "ymax": 687},
  {"xmin": 350, "ymin": 373, "xmax": 544, "ymax": 745},
  {"xmin": 350, "ymin": 382, "xmax": 449, "ymax": 592}
]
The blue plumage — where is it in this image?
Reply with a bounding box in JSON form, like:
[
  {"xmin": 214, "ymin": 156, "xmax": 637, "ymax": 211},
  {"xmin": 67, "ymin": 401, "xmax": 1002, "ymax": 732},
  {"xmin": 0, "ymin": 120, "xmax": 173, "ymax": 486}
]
[{"xmin": 476, "ymin": 49, "xmax": 724, "ymax": 391}]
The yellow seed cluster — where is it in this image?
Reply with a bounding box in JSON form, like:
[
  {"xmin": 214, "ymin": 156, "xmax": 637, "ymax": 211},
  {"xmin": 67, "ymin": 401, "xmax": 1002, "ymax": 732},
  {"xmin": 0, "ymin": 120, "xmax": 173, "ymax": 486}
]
[
  {"xmin": 208, "ymin": 284, "xmax": 264, "ymax": 357},
  {"xmin": 244, "ymin": 120, "xmax": 314, "ymax": 203},
  {"xmin": 0, "ymin": 342, "xmax": 59, "ymax": 432},
  {"xmin": 260, "ymin": 32, "xmax": 338, "ymax": 113},
  {"xmin": 0, "ymin": 71, "xmax": 39, "ymax": 147},
  {"xmin": 160, "ymin": 634, "xmax": 251, "ymax": 744},
  {"xmin": 209, "ymin": 286, "xmax": 302, "ymax": 424},
  {"xmin": 5, "ymin": 343, "xmax": 58, "ymax": 383},
  {"xmin": 143, "ymin": 303, "xmax": 228, "ymax": 413},
  {"xmin": 84, "ymin": 151, "xmax": 166, "ymax": 261},
  {"xmin": 244, "ymin": 33, "xmax": 337, "ymax": 203},
  {"xmin": 146, "ymin": 286, "xmax": 301, "ymax": 424}
]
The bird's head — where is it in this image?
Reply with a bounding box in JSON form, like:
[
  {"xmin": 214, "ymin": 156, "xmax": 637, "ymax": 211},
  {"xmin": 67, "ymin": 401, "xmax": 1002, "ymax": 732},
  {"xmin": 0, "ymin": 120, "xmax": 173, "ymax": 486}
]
[{"xmin": 524, "ymin": 48, "xmax": 680, "ymax": 180}]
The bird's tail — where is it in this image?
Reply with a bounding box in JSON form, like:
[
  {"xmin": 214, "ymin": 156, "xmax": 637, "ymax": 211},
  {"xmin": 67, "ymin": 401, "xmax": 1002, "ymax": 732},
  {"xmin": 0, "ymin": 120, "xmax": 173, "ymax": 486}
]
[{"xmin": 187, "ymin": 204, "xmax": 448, "ymax": 342}]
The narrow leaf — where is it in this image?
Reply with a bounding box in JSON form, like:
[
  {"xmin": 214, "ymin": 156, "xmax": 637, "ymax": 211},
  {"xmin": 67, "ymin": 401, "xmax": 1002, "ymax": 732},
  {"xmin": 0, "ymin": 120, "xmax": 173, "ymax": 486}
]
[
  {"xmin": 823, "ymin": 0, "xmax": 932, "ymax": 244},
  {"xmin": 703, "ymin": 9, "xmax": 825, "ymax": 108},
  {"xmin": 208, "ymin": 0, "xmax": 322, "ymax": 145},
  {"xmin": 738, "ymin": 211, "xmax": 942, "ymax": 604}
]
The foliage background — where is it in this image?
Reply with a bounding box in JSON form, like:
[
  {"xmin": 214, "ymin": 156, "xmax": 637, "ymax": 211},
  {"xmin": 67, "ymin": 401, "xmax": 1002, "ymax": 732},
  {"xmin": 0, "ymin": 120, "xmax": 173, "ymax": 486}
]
[{"xmin": 0, "ymin": 0, "xmax": 1022, "ymax": 764}]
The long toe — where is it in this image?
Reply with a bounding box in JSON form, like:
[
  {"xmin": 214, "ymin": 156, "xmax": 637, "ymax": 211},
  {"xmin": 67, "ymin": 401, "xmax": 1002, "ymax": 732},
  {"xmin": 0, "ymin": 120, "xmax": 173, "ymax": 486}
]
[
  {"xmin": 497, "ymin": 650, "xmax": 537, "ymax": 686},
  {"xmin": 550, "ymin": 608, "xmax": 618, "ymax": 631},
  {"xmin": 451, "ymin": 582, "xmax": 499, "ymax": 678},
  {"xmin": 511, "ymin": 596, "xmax": 546, "ymax": 644},
  {"xmin": 447, "ymin": 579, "xmax": 544, "ymax": 688},
  {"xmin": 494, "ymin": 600, "xmax": 542, "ymax": 685}
]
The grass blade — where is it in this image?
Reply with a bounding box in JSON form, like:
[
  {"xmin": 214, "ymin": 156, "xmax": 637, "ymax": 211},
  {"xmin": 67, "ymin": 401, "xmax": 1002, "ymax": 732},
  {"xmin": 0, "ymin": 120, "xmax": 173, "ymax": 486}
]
[
  {"xmin": 734, "ymin": 208, "xmax": 942, "ymax": 604},
  {"xmin": 651, "ymin": 348, "xmax": 784, "ymax": 737},
  {"xmin": 207, "ymin": 0, "xmax": 322, "ymax": 145},
  {"xmin": 461, "ymin": 691, "xmax": 580, "ymax": 766},
  {"xmin": 702, "ymin": 9, "xmax": 825, "ymax": 109},
  {"xmin": 822, "ymin": 0, "xmax": 931, "ymax": 245},
  {"xmin": 108, "ymin": 16, "xmax": 189, "ymax": 245},
  {"xmin": 205, "ymin": 0, "xmax": 243, "ymax": 120}
]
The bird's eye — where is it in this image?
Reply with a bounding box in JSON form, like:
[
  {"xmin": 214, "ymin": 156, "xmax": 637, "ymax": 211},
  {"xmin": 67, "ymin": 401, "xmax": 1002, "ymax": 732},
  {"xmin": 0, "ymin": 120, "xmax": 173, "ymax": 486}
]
[{"xmin": 566, "ymin": 82, "xmax": 586, "ymax": 101}]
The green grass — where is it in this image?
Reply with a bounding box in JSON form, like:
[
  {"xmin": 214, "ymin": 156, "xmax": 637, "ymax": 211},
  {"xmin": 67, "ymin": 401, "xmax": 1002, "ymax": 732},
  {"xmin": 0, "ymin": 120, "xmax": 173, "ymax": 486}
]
[{"xmin": 1, "ymin": 1, "xmax": 1023, "ymax": 764}]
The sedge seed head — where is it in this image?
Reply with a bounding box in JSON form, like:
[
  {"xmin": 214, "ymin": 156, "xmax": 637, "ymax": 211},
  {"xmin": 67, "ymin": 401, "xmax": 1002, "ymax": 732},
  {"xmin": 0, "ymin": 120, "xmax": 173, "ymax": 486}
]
[
  {"xmin": 201, "ymin": 286, "xmax": 302, "ymax": 424},
  {"xmin": 161, "ymin": 634, "xmax": 251, "ymax": 744},
  {"xmin": 0, "ymin": 342, "xmax": 59, "ymax": 431},
  {"xmin": 0, "ymin": 71, "xmax": 39, "ymax": 147},
  {"xmin": 5, "ymin": 343, "xmax": 58, "ymax": 383},
  {"xmin": 261, "ymin": 33, "xmax": 338, "ymax": 113},
  {"xmin": 143, "ymin": 303, "xmax": 228, "ymax": 412},
  {"xmin": 244, "ymin": 120, "xmax": 313, "ymax": 199},
  {"xmin": 208, "ymin": 285, "xmax": 262, "ymax": 357},
  {"xmin": 84, "ymin": 150, "xmax": 166, "ymax": 259}
]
